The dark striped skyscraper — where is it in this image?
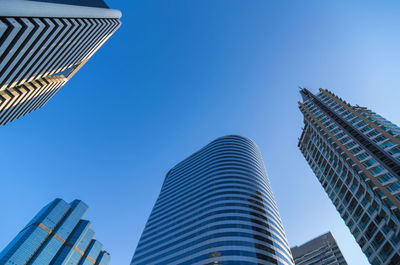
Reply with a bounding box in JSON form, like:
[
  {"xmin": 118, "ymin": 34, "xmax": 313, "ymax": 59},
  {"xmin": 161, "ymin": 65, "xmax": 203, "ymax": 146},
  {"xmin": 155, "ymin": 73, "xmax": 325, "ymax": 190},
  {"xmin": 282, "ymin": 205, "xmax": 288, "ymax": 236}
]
[
  {"xmin": 0, "ymin": 0, "xmax": 121, "ymax": 126},
  {"xmin": 131, "ymin": 135, "xmax": 295, "ymax": 265},
  {"xmin": 0, "ymin": 198, "xmax": 110, "ymax": 265},
  {"xmin": 298, "ymin": 88, "xmax": 400, "ymax": 265},
  {"xmin": 291, "ymin": 232, "xmax": 347, "ymax": 265}
]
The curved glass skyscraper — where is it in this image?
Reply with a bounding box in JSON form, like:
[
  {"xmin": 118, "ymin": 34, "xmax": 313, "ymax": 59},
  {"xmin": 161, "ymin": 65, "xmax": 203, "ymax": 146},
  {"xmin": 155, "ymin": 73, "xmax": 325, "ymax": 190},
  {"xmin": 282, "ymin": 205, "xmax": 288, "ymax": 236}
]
[{"xmin": 131, "ymin": 135, "xmax": 294, "ymax": 265}]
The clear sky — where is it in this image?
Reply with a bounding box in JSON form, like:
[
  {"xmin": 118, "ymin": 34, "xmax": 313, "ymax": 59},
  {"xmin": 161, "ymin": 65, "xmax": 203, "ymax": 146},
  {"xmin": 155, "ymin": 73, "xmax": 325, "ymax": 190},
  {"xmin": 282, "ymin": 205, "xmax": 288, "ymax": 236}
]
[{"xmin": 1, "ymin": 0, "xmax": 400, "ymax": 264}]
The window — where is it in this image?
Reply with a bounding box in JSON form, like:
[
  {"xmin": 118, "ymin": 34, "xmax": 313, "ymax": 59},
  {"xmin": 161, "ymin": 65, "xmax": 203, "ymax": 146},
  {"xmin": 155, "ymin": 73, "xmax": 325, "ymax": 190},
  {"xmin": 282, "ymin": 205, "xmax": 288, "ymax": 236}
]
[
  {"xmin": 370, "ymin": 166, "xmax": 385, "ymax": 175},
  {"xmin": 378, "ymin": 173, "xmax": 394, "ymax": 184},
  {"xmin": 351, "ymin": 147, "xmax": 362, "ymax": 155},
  {"xmin": 340, "ymin": 137, "xmax": 351, "ymax": 144},
  {"xmin": 358, "ymin": 236, "xmax": 367, "ymax": 248},
  {"xmin": 368, "ymin": 202, "xmax": 378, "ymax": 216},
  {"xmin": 379, "ymin": 243, "xmax": 393, "ymax": 261},
  {"xmin": 390, "ymin": 233, "xmax": 400, "ymax": 246},
  {"xmin": 371, "ymin": 257, "xmax": 382, "ymax": 265},
  {"xmin": 372, "ymin": 232, "xmax": 384, "ymax": 250},
  {"xmin": 343, "ymin": 212, "xmax": 349, "ymax": 221},
  {"xmin": 381, "ymin": 141, "xmax": 395, "ymax": 149},
  {"xmin": 365, "ymin": 247, "xmax": 373, "ymax": 258},
  {"xmin": 373, "ymin": 136, "xmax": 387, "ymax": 143},
  {"xmin": 354, "ymin": 205, "xmax": 363, "ymax": 221},
  {"xmin": 359, "ymin": 214, "xmax": 369, "ymax": 231},
  {"xmin": 388, "ymin": 147, "xmax": 400, "ymax": 155},
  {"xmin": 357, "ymin": 152, "xmax": 370, "ymax": 161},
  {"xmin": 363, "ymin": 159, "xmax": 377, "ymax": 168},
  {"xmin": 387, "ymin": 182, "xmax": 400, "ymax": 193},
  {"xmin": 360, "ymin": 126, "xmax": 373, "ymax": 133},
  {"xmin": 389, "ymin": 254, "xmax": 400, "ymax": 265},
  {"xmin": 346, "ymin": 142, "xmax": 356, "ymax": 149},
  {"xmin": 366, "ymin": 222, "xmax": 377, "ymax": 240},
  {"xmin": 367, "ymin": 130, "xmax": 380, "ymax": 137},
  {"xmin": 362, "ymin": 194, "xmax": 372, "ymax": 207},
  {"xmin": 356, "ymin": 121, "xmax": 367, "ymax": 127},
  {"xmin": 347, "ymin": 219, "xmax": 354, "ymax": 229},
  {"xmin": 353, "ymin": 227, "xmax": 360, "ymax": 238}
]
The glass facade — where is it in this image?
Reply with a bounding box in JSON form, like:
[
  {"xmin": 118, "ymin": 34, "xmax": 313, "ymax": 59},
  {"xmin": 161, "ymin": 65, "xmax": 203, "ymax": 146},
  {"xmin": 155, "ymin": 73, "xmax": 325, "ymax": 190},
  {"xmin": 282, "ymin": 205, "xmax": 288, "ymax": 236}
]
[
  {"xmin": 0, "ymin": 1, "xmax": 121, "ymax": 126},
  {"xmin": 0, "ymin": 198, "xmax": 110, "ymax": 265},
  {"xmin": 131, "ymin": 135, "xmax": 295, "ymax": 265},
  {"xmin": 298, "ymin": 88, "xmax": 400, "ymax": 265},
  {"xmin": 291, "ymin": 232, "xmax": 347, "ymax": 265}
]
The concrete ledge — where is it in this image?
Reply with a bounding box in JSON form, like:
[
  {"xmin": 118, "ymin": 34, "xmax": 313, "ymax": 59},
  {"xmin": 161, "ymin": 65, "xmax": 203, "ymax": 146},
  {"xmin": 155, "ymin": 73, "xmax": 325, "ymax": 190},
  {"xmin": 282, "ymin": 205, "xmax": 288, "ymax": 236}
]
[{"xmin": 0, "ymin": 0, "xmax": 122, "ymax": 19}]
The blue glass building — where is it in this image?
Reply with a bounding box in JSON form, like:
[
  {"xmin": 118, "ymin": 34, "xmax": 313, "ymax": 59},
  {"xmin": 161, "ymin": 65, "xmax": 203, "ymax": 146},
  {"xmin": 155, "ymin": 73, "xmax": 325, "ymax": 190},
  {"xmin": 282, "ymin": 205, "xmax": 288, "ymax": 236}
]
[
  {"xmin": 131, "ymin": 135, "xmax": 295, "ymax": 265},
  {"xmin": 0, "ymin": 0, "xmax": 121, "ymax": 126},
  {"xmin": 298, "ymin": 88, "xmax": 400, "ymax": 265},
  {"xmin": 0, "ymin": 198, "xmax": 110, "ymax": 265}
]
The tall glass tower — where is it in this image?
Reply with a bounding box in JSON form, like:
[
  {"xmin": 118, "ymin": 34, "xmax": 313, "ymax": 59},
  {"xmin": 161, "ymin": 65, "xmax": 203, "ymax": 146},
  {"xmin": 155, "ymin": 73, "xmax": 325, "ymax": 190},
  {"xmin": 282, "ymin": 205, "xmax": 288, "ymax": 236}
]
[
  {"xmin": 131, "ymin": 135, "xmax": 294, "ymax": 265},
  {"xmin": 298, "ymin": 88, "xmax": 400, "ymax": 265},
  {"xmin": 0, "ymin": 198, "xmax": 110, "ymax": 265},
  {"xmin": 0, "ymin": 0, "xmax": 121, "ymax": 126}
]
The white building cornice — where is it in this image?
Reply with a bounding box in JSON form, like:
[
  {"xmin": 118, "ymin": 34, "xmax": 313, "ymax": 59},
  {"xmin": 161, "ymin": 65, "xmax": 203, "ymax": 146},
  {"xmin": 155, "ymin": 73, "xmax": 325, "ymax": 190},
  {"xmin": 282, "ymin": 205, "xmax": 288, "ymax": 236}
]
[{"xmin": 0, "ymin": 0, "xmax": 122, "ymax": 19}]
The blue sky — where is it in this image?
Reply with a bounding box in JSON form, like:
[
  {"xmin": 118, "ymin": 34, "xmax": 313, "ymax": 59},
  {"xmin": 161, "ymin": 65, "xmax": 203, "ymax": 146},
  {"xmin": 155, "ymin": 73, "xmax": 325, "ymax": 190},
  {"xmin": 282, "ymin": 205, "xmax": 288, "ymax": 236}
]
[{"xmin": 1, "ymin": 0, "xmax": 400, "ymax": 264}]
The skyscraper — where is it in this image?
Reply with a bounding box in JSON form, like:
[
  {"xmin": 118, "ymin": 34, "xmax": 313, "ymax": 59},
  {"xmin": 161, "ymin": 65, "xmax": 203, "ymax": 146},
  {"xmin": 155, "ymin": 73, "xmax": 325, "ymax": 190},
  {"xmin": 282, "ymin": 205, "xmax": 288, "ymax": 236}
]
[
  {"xmin": 291, "ymin": 232, "xmax": 347, "ymax": 265},
  {"xmin": 131, "ymin": 135, "xmax": 295, "ymax": 265},
  {"xmin": 0, "ymin": 0, "xmax": 121, "ymax": 126},
  {"xmin": 0, "ymin": 198, "xmax": 110, "ymax": 265},
  {"xmin": 298, "ymin": 88, "xmax": 400, "ymax": 265}
]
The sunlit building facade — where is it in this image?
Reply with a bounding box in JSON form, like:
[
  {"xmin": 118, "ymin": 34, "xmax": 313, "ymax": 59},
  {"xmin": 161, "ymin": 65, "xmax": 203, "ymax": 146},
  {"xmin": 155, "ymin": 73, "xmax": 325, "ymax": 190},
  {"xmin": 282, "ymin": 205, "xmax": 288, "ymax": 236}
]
[
  {"xmin": 291, "ymin": 232, "xmax": 347, "ymax": 265},
  {"xmin": 0, "ymin": 0, "xmax": 121, "ymax": 126},
  {"xmin": 131, "ymin": 135, "xmax": 295, "ymax": 265},
  {"xmin": 298, "ymin": 88, "xmax": 400, "ymax": 265},
  {"xmin": 0, "ymin": 198, "xmax": 110, "ymax": 265}
]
